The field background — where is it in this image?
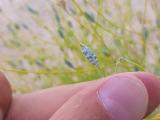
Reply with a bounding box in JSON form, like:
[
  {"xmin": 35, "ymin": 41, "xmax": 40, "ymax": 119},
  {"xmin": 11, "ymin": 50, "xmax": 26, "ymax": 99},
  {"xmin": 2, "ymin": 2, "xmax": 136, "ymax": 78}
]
[{"xmin": 0, "ymin": 0, "xmax": 160, "ymax": 119}]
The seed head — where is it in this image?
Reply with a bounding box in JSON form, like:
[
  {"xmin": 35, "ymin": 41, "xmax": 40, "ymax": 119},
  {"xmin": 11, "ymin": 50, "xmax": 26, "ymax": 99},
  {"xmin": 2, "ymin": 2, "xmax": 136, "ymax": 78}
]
[{"xmin": 80, "ymin": 43, "xmax": 99, "ymax": 67}]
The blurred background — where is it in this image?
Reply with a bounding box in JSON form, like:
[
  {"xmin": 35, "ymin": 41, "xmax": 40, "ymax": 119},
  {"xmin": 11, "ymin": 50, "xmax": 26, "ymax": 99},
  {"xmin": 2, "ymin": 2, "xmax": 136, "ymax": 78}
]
[
  {"xmin": 1, "ymin": 0, "xmax": 160, "ymax": 119},
  {"xmin": 1, "ymin": 0, "xmax": 160, "ymax": 92}
]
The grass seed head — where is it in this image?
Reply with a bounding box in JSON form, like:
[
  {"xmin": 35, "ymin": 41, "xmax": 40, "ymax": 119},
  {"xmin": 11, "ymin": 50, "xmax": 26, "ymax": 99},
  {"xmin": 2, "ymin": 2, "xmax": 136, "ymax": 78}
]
[{"xmin": 80, "ymin": 43, "xmax": 99, "ymax": 67}]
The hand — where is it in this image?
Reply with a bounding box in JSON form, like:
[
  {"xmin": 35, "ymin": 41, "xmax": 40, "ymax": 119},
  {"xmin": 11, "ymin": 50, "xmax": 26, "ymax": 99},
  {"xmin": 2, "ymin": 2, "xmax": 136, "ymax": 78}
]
[{"xmin": 1, "ymin": 72, "xmax": 160, "ymax": 120}]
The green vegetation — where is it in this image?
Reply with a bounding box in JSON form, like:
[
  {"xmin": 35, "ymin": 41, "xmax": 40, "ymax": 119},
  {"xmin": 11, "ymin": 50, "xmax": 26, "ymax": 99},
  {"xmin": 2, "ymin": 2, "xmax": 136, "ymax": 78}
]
[{"xmin": 0, "ymin": 0, "xmax": 160, "ymax": 119}]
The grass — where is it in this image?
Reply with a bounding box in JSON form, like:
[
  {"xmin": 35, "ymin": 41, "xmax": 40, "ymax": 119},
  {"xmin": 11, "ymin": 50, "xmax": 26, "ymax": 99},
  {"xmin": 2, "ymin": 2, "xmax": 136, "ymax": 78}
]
[{"xmin": 0, "ymin": 0, "xmax": 160, "ymax": 119}]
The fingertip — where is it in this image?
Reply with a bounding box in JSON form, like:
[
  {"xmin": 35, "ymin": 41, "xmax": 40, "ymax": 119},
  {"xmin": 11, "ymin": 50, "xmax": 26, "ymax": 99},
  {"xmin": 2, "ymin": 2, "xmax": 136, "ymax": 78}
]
[
  {"xmin": 133, "ymin": 72, "xmax": 160, "ymax": 115},
  {"xmin": 98, "ymin": 75, "xmax": 148, "ymax": 120},
  {"xmin": 0, "ymin": 72, "xmax": 12, "ymax": 119}
]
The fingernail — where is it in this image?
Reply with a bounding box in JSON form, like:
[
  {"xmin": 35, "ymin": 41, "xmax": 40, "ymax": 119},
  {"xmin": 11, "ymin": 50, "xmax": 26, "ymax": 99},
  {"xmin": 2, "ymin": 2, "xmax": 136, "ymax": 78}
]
[{"xmin": 97, "ymin": 75, "xmax": 148, "ymax": 120}]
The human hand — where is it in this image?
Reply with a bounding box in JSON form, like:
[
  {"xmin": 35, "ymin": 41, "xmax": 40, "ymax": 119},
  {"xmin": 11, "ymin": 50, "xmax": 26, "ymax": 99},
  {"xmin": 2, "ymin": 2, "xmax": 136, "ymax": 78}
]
[{"xmin": 1, "ymin": 72, "xmax": 160, "ymax": 120}]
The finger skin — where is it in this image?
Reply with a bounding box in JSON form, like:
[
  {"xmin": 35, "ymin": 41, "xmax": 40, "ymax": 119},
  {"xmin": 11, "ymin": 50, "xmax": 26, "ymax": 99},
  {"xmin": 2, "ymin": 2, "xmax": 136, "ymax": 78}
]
[
  {"xmin": 5, "ymin": 82, "xmax": 93, "ymax": 120},
  {"xmin": 49, "ymin": 74, "xmax": 148, "ymax": 120},
  {"xmin": 49, "ymin": 83, "xmax": 111, "ymax": 120},
  {"xmin": 134, "ymin": 72, "xmax": 160, "ymax": 115},
  {"xmin": 6, "ymin": 72, "xmax": 160, "ymax": 120},
  {"xmin": 0, "ymin": 72, "xmax": 12, "ymax": 120},
  {"xmin": 108, "ymin": 72, "xmax": 160, "ymax": 115}
]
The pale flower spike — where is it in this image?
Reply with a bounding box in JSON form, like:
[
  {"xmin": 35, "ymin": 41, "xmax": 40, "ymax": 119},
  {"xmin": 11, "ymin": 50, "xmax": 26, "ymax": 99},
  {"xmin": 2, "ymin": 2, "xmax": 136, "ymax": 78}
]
[{"xmin": 80, "ymin": 43, "xmax": 99, "ymax": 68}]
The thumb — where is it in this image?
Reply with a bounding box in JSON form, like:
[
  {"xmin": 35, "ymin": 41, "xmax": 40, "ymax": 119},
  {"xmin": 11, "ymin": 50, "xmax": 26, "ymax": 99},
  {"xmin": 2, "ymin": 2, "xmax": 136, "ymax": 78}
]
[
  {"xmin": 49, "ymin": 74, "xmax": 148, "ymax": 120},
  {"xmin": 0, "ymin": 72, "xmax": 12, "ymax": 120}
]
